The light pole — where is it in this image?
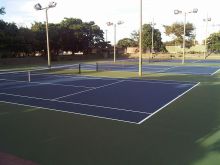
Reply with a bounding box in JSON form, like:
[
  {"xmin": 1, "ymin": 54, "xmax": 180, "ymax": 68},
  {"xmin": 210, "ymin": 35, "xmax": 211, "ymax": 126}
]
[
  {"xmin": 107, "ymin": 21, "xmax": 124, "ymax": 63},
  {"xmin": 150, "ymin": 19, "xmax": 156, "ymax": 61},
  {"xmin": 34, "ymin": 2, "xmax": 57, "ymax": 68},
  {"xmin": 174, "ymin": 8, "xmax": 198, "ymax": 64},
  {"xmin": 139, "ymin": 0, "xmax": 142, "ymax": 77},
  {"xmin": 203, "ymin": 16, "xmax": 211, "ymax": 59},
  {"xmin": 105, "ymin": 29, "xmax": 108, "ymax": 42}
]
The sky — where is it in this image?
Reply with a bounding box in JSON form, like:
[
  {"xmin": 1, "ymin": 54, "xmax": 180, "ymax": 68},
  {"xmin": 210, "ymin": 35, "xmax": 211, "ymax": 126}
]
[{"xmin": 1, "ymin": 0, "xmax": 220, "ymax": 44}]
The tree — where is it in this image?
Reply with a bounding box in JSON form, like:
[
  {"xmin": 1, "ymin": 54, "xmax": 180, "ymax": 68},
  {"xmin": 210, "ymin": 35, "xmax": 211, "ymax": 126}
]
[
  {"xmin": 48, "ymin": 23, "xmax": 61, "ymax": 56},
  {"xmin": 117, "ymin": 38, "xmax": 138, "ymax": 48},
  {"xmin": 129, "ymin": 25, "xmax": 164, "ymax": 52},
  {"xmin": 0, "ymin": 20, "xmax": 18, "ymax": 56},
  {"xmin": 59, "ymin": 18, "xmax": 108, "ymax": 54},
  {"xmin": 0, "ymin": 20, "xmax": 8, "ymax": 57},
  {"xmin": 31, "ymin": 22, "xmax": 47, "ymax": 54},
  {"xmin": 0, "ymin": 7, "xmax": 5, "ymax": 15},
  {"xmin": 142, "ymin": 24, "xmax": 164, "ymax": 52},
  {"xmin": 1, "ymin": 17, "xmax": 109, "ymax": 58},
  {"xmin": 164, "ymin": 22, "xmax": 195, "ymax": 48},
  {"xmin": 0, "ymin": 19, "xmax": 37, "ymax": 58},
  {"xmin": 16, "ymin": 27, "xmax": 36, "ymax": 56},
  {"xmin": 207, "ymin": 32, "xmax": 220, "ymax": 52}
]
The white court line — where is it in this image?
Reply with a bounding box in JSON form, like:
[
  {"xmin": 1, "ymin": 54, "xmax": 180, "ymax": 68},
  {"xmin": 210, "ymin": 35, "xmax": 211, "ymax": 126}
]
[
  {"xmin": 77, "ymin": 74, "xmax": 196, "ymax": 84},
  {"xmin": 58, "ymin": 100, "xmax": 150, "ymax": 114},
  {"xmin": 122, "ymin": 79, "xmax": 194, "ymax": 85},
  {"xmin": 158, "ymin": 66, "xmax": 179, "ymax": 72},
  {"xmin": 30, "ymin": 73, "xmax": 79, "ymax": 79},
  {"xmin": 34, "ymin": 82, "xmax": 95, "ymax": 89},
  {"xmin": 0, "ymin": 92, "xmax": 149, "ymax": 114},
  {"xmin": 143, "ymin": 65, "xmax": 220, "ymax": 75},
  {"xmin": 138, "ymin": 82, "xmax": 200, "ymax": 124},
  {"xmin": 148, "ymin": 69, "xmax": 214, "ymax": 76},
  {"xmin": 1, "ymin": 75, "xmax": 195, "ymax": 91},
  {"xmin": 0, "ymin": 68, "xmax": 23, "ymax": 72},
  {"xmin": 53, "ymin": 80, "xmax": 125, "ymax": 100},
  {"xmin": 30, "ymin": 74, "xmax": 104, "ymax": 83},
  {"xmin": 0, "ymin": 100, "xmax": 139, "ymax": 125},
  {"xmin": 0, "ymin": 78, "xmax": 95, "ymax": 89},
  {"xmin": 0, "ymin": 70, "xmax": 100, "ymax": 82},
  {"xmin": 211, "ymin": 68, "xmax": 220, "ymax": 76},
  {"xmin": 84, "ymin": 73, "xmax": 199, "ymax": 85},
  {"xmin": 1, "ymin": 74, "xmax": 198, "ymax": 93},
  {"xmin": 142, "ymin": 65, "xmax": 172, "ymax": 69},
  {"xmin": 192, "ymin": 60, "xmax": 202, "ymax": 63}
]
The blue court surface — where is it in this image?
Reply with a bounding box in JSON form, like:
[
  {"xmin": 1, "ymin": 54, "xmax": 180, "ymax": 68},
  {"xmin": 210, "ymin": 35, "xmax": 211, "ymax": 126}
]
[
  {"xmin": 0, "ymin": 74, "xmax": 199, "ymax": 124},
  {"xmin": 118, "ymin": 58, "xmax": 220, "ymax": 64},
  {"xmin": 83, "ymin": 63, "xmax": 220, "ymax": 75}
]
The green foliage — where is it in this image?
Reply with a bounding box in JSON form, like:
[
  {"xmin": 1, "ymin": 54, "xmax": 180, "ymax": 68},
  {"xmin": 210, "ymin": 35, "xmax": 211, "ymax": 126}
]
[
  {"xmin": 117, "ymin": 38, "xmax": 138, "ymax": 48},
  {"xmin": 57, "ymin": 18, "xmax": 108, "ymax": 54},
  {"xmin": 0, "ymin": 18, "xmax": 110, "ymax": 58},
  {"xmin": 16, "ymin": 27, "xmax": 36, "ymax": 54},
  {"xmin": 164, "ymin": 22, "xmax": 195, "ymax": 48},
  {"xmin": 142, "ymin": 24, "xmax": 152, "ymax": 51},
  {"xmin": 207, "ymin": 32, "xmax": 220, "ymax": 52},
  {"xmin": 0, "ymin": 20, "xmax": 19, "ymax": 56},
  {"xmin": 128, "ymin": 25, "xmax": 165, "ymax": 52},
  {"xmin": 142, "ymin": 24, "xmax": 164, "ymax": 52},
  {"xmin": 0, "ymin": 7, "xmax": 5, "ymax": 15}
]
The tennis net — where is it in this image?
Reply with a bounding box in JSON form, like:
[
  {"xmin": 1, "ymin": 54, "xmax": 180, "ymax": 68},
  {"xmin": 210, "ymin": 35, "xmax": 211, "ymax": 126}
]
[
  {"xmin": 96, "ymin": 62, "xmax": 136, "ymax": 72},
  {"xmin": 0, "ymin": 64, "xmax": 81, "ymax": 82},
  {"xmin": 149, "ymin": 54, "xmax": 173, "ymax": 63}
]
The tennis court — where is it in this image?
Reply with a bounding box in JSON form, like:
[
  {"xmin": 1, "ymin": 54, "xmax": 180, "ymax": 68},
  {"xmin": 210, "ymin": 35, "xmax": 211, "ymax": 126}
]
[
  {"xmin": 0, "ymin": 68, "xmax": 199, "ymax": 124},
  {"xmin": 84, "ymin": 63, "xmax": 220, "ymax": 75}
]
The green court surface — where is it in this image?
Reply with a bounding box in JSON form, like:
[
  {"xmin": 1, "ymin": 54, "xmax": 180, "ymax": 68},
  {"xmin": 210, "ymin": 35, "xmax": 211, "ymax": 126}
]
[{"xmin": 0, "ymin": 62, "xmax": 220, "ymax": 165}]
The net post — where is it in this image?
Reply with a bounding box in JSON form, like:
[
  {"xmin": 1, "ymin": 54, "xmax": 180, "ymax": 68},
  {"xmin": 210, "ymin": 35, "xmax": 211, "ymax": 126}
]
[
  {"xmin": 96, "ymin": 62, "xmax": 98, "ymax": 72},
  {"xmin": 79, "ymin": 63, "xmax": 81, "ymax": 74},
  {"xmin": 28, "ymin": 71, "xmax": 31, "ymax": 82}
]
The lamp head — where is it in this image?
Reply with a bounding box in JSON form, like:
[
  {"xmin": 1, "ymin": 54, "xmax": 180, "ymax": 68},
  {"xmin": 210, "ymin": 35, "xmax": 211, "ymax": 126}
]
[
  {"xmin": 34, "ymin": 3, "xmax": 42, "ymax": 10},
  {"xmin": 174, "ymin": 10, "xmax": 182, "ymax": 15},
  {"xmin": 117, "ymin": 21, "xmax": 124, "ymax": 25},
  {"xmin": 192, "ymin": 8, "xmax": 198, "ymax": 13},
  {"xmin": 48, "ymin": 1, "xmax": 57, "ymax": 8},
  {"xmin": 106, "ymin": 22, "xmax": 113, "ymax": 26}
]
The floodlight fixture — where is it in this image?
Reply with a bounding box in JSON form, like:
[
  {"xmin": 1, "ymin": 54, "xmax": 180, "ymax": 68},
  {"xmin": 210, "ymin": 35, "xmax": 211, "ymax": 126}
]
[
  {"xmin": 192, "ymin": 8, "xmax": 198, "ymax": 13},
  {"xmin": 174, "ymin": 10, "xmax": 182, "ymax": 15},
  {"xmin": 107, "ymin": 22, "xmax": 113, "ymax": 26},
  {"xmin": 48, "ymin": 1, "xmax": 57, "ymax": 8},
  {"xmin": 34, "ymin": 3, "xmax": 42, "ymax": 10},
  {"xmin": 117, "ymin": 21, "xmax": 124, "ymax": 25}
]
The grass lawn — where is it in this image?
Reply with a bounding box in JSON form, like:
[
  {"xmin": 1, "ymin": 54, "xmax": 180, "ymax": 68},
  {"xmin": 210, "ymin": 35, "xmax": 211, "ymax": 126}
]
[{"xmin": 0, "ymin": 61, "xmax": 220, "ymax": 165}]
